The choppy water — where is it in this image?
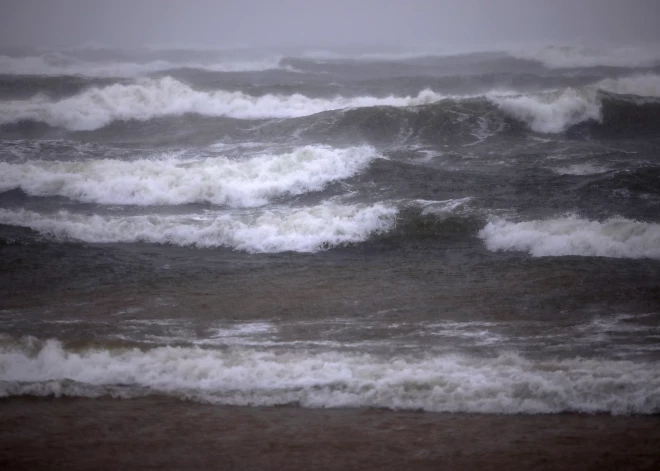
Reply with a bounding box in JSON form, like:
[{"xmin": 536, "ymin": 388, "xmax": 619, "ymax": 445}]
[{"xmin": 1, "ymin": 44, "xmax": 659, "ymax": 414}]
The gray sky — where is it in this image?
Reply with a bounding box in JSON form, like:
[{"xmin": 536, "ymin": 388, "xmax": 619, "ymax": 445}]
[{"xmin": 1, "ymin": 0, "xmax": 659, "ymax": 50}]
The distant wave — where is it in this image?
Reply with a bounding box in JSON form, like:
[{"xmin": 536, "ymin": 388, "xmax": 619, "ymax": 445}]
[
  {"xmin": 297, "ymin": 49, "xmax": 440, "ymax": 62},
  {"xmin": 0, "ymin": 53, "xmax": 286, "ymax": 77},
  {"xmin": 301, "ymin": 44, "xmax": 660, "ymax": 69},
  {"xmin": 511, "ymin": 45, "xmax": 660, "ymax": 69},
  {"xmin": 0, "ymin": 203, "xmax": 397, "ymax": 253},
  {"xmin": 480, "ymin": 216, "xmax": 660, "ymax": 259},
  {"xmin": 0, "ymin": 145, "xmax": 378, "ymax": 207},
  {"xmin": 1, "ymin": 337, "xmax": 658, "ymax": 414},
  {"xmin": 5, "ymin": 44, "xmax": 658, "ymax": 78}
]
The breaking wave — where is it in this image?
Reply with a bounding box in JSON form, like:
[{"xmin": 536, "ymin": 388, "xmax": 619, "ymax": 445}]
[
  {"xmin": 0, "ymin": 77, "xmax": 447, "ymax": 130},
  {"xmin": 1, "ymin": 74, "xmax": 659, "ymax": 135},
  {"xmin": 1, "ymin": 338, "xmax": 658, "ymax": 414},
  {"xmin": 0, "ymin": 203, "xmax": 398, "ymax": 253},
  {"xmin": 479, "ymin": 216, "xmax": 660, "ymax": 259},
  {"xmin": 491, "ymin": 88, "xmax": 602, "ymax": 133},
  {"xmin": 0, "ymin": 145, "xmax": 378, "ymax": 207},
  {"xmin": 491, "ymin": 74, "xmax": 660, "ymax": 133}
]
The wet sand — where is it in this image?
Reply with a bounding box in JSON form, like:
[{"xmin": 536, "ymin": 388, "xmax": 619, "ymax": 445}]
[{"xmin": 1, "ymin": 397, "xmax": 659, "ymax": 470}]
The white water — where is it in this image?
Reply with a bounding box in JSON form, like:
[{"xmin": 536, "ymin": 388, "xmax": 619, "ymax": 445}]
[
  {"xmin": 479, "ymin": 216, "xmax": 660, "ymax": 259},
  {"xmin": 0, "ymin": 145, "xmax": 377, "ymax": 207},
  {"xmin": 0, "ymin": 202, "xmax": 397, "ymax": 253},
  {"xmin": 0, "ymin": 338, "xmax": 657, "ymax": 414},
  {"xmin": 0, "ymin": 77, "xmax": 447, "ymax": 130}
]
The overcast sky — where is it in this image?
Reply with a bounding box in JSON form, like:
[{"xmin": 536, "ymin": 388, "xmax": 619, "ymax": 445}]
[{"xmin": 1, "ymin": 0, "xmax": 659, "ymax": 50}]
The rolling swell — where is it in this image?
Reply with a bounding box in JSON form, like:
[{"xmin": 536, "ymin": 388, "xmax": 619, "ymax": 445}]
[
  {"xmin": 2, "ymin": 81, "xmax": 659, "ymax": 145},
  {"xmin": 303, "ymin": 99, "xmax": 516, "ymax": 146},
  {"xmin": 278, "ymin": 92, "xmax": 660, "ymax": 147},
  {"xmin": 0, "ymin": 69, "xmax": 659, "ymax": 145},
  {"xmin": 0, "ymin": 196, "xmax": 490, "ymax": 253}
]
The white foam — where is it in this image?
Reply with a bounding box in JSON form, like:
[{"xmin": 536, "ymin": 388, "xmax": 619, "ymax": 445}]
[
  {"xmin": 479, "ymin": 216, "xmax": 660, "ymax": 259},
  {"xmin": 0, "ymin": 77, "xmax": 447, "ymax": 130},
  {"xmin": 0, "ymin": 53, "xmax": 285, "ymax": 77},
  {"xmin": 0, "ymin": 338, "xmax": 657, "ymax": 414},
  {"xmin": 0, "ymin": 145, "xmax": 377, "ymax": 207},
  {"xmin": 0, "ymin": 203, "xmax": 397, "ymax": 253},
  {"xmin": 512, "ymin": 44, "xmax": 660, "ymax": 69}
]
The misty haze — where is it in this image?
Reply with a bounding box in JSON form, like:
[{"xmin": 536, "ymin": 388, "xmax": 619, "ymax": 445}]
[
  {"xmin": 1, "ymin": 1, "xmax": 660, "ymax": 470},
  {"xmin": 0, "ymin": 0, "xmax": 659, "ymax": 50}
]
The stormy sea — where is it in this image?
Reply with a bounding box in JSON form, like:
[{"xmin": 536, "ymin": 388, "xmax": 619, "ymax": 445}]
[{"xmin": 1, "ymin": 44, "xmax": 660, "ymax": 468}]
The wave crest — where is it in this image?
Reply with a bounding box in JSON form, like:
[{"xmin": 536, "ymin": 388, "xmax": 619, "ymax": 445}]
[
  {"xmin": 2, "ymin": 75, "xmax": 659, "ymax": 134},
  {"xmin": 0, "ymin": 77, "xmax": 447, "ymax": 130},
  {"xmin": 0, "ymin": 203, "xmax": 398, "ymax": 253},
  {"xmin": 0, "ymin": 145, "xmax": 377, "ymax": 207}
]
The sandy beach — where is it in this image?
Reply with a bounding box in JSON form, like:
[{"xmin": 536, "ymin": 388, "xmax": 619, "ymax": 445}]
[{"xmin": 1, "ymin": 397, "xmax": 659, "ymax": 470}]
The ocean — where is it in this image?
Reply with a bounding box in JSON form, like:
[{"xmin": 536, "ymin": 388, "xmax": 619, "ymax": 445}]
[{"xmin": 1, "ymin": 43, "xmax": 660, "ymax": 420}]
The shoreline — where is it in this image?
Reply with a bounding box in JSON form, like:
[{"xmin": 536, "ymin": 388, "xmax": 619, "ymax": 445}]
[{"xmin": 1, "ymin": 397, "xmax": 659, "ymax": 470}]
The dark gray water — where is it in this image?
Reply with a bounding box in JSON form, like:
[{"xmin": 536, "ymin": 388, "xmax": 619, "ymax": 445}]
[{"xmin": 1, "ymin": 45, "xmax": 659, "ymax": 414}]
